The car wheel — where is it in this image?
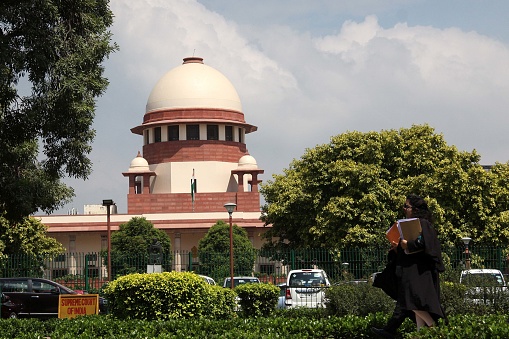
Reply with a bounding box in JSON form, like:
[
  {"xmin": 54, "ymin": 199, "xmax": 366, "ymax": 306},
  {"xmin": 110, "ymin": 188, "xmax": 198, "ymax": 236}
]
[{"xmin": 8, "ymin": 312, "xmax": 17, "ymax": 319}]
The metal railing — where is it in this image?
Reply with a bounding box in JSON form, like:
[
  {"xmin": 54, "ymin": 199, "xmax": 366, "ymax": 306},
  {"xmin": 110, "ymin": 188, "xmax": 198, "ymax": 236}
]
[{"xmin": 0, "ymin": 246, "xmax": 507, "ymax": 291}]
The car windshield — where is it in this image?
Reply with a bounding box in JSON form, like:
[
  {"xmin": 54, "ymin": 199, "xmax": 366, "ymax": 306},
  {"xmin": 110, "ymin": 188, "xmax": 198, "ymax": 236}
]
[
  {"xmin": 289, "ymin": 272, "xmax": 325, "ymax": 287},
  {"xmin": 461, "ymin": 272, "xmax": 505, "ymax": 287},
  {"xmin": 225, "ymin": 278, "xmax": 259, "ymax": 288}
]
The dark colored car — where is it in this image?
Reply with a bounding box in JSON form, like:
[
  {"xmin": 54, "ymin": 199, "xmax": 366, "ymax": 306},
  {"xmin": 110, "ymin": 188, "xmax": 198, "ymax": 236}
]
[
  {"xmin": 0, "ymin": 277, "xmax": 107, "ymax": 318},
  {"xmin": 1, "ymin": 293, "xmax": 20, "ymax": 319}
]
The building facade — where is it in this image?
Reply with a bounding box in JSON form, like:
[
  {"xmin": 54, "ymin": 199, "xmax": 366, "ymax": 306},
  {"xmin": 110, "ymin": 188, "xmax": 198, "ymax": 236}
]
[{"xmin": 38, "ymin": 57, "xmax": 266, "ymax": 263}]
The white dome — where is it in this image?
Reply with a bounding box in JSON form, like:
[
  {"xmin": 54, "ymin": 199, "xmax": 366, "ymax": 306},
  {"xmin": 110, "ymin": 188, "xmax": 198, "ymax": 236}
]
[
  {"xmin": 128, "ymin": 152, "xmax": 150, "ymax": 172},
  {"xmin": 146, "ymin": 57, "xmax": 242, "ymax": 113},
  {"xmin": 237, "ymin": 154, "xmax": 258, "ymax": 170}
]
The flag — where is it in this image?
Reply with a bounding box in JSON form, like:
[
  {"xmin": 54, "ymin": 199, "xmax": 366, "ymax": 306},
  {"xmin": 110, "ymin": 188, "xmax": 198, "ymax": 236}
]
[{"xmin": 191, "ymin": 169, "xmax": 197, "ymax": 203}]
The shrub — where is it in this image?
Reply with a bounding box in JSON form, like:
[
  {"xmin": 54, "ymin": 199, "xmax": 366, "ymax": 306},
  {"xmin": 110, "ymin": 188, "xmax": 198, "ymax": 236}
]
[
  {"xmin": 325, "ymin": 282, "xmax": 394, "ymax": 317},
  {"xmin": 102, "ymin": 271, "xmax": 236, "ymax": 320},
  {"xmin": 235, "ymin": 283, "xmax": 280, "ymax": 317}
]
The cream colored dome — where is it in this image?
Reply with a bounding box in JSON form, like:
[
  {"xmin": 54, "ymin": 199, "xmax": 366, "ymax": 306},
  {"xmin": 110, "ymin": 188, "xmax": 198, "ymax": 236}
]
[
  {"xmin": 146, "ymin": 57, "xmax": 242, "ymax": 113},
  {"xmin": 237, "ymin": 154, "xmax": 258, "ymax": 170},
  {"xmin": 128, "ymin": 152, "xmax": 150, "ymax": 172}
]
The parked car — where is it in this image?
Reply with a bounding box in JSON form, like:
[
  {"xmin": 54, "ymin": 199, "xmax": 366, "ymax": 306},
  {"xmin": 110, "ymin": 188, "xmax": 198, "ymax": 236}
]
[
  {"xmin": 460, "ymin": 269, "xmax": 508, "ymax": 304},
  {"xmin": 277, "ymin": 283, "xmax": 287, "ymax": 309},
  {"xmin": 198, "ymin": 275, "xmax": 216, "ymax": 285},
  {"xmin": 222, "ymin": 276, "xmax": 260, "ymax": 288},
  {"xmin": 285, "ymin": 269, "xmax": 330, "ymax": 308},
  {"xmin": 1, "ymin": 293, "xmax": 20, "ymax": 319},
  {"xmin": 0, "ymin": 277, "xmax": 108, "ymax": 318}
]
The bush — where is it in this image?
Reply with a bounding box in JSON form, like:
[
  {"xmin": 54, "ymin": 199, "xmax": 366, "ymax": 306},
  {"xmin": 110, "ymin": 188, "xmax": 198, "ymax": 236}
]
[
  {"xmin": 102, "ymin": 271, "xmax": 236, "ymax": 320},
  {"xmin": 235, "ymin": 283, "xmax": 280, "ymax": 317},
  {"xmin": 325, "ymin": 282, "xmax": 394, "ymax": 317}
]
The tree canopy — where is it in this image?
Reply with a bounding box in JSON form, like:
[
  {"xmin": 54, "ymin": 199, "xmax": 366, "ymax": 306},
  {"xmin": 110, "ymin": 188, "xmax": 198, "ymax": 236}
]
[
  {"xmin": 0, "ymin": 216, "xmax": 64, "ymax": 258},
  {"xmin": 111, "ymin": 217, "xmax": 172, "ymax": 255},
  {"xmin": 0, "ymin": 0, "xmax": 117, "ymax": 220},
  {"xmin": 110, "ymin": 217, "xmax": 172, "ymax": 276},
  {"xmin": 198, "ymin": 220, "xmax": 256, "ymax": 281},
  {"xmin": 260, "ymin": 125, "xmax": 509, "ymax": 250}
]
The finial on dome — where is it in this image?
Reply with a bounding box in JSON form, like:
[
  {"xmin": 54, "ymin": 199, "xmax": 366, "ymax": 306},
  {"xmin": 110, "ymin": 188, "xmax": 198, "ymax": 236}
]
[
  {"xmin": 137, "ymin": 151, "xmax": 142, "ymax": 157},
  {"xmin": 183, "ymin": 56, "xmax": 204, "ymax": 64}
]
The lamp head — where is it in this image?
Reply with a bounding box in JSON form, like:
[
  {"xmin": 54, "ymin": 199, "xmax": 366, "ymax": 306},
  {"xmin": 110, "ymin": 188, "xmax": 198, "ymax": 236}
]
[
  {"xmin": 461, "ymin": 237, "xmax": 472, "ymax": 246},
  {"xmin": 224, "ymin": 202, "xmax": 237, "ymax": 214},
  {"xmin": 102, "ymin": 199, "xmax": 114, "ymax": 206}
]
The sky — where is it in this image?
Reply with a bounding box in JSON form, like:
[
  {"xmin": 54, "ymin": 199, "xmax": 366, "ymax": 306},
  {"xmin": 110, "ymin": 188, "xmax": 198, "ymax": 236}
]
[{"xmin": 48, "ymin": 0, "xmax": 509, "ymax": 215}]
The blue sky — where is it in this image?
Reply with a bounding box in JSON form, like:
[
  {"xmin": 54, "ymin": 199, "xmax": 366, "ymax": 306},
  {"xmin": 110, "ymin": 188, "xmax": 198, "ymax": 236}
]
[{"xmin": 47, "ymin": 0, "xmax": 509, "ymax": 214}]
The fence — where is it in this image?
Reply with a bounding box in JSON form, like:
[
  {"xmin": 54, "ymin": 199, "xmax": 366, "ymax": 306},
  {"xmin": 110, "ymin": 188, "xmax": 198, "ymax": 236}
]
[{"xmin": 0, "ymin": 246, "xmax": 507, "ymax": 291}]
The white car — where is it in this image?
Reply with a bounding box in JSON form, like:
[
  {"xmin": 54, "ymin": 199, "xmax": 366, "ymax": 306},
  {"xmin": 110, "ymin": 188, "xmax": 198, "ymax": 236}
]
[
  {"xmin": 460, "ymin": 269, "xmax": 507, "ymax": 304},
  {"xmin": 198, "ymin": 275, "xmax": 216, "ymax": 285},
  {"xmin": 222, "ymin": 276, "xmax": 260, "ymax": 288},
  {"xmin": 285, "ymin": 269, "xmax": 330, "ymax": 308}
]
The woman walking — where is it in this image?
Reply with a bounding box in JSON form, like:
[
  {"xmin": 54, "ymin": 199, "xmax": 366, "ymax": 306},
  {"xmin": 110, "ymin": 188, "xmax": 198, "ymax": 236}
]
[{"xmin": 372, "ymin": 194, "xmax": 445, "ymax": 338}]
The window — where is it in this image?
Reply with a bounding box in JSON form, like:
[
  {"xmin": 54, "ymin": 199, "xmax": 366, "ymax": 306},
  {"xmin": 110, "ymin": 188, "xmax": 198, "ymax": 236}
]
[
  {"xmin": 144, "ymin": 130, "xmax": 150, "ymax": 144},
  {"xmin": 52, "ymin": 269, "xmax": 69, "ymax": 279},
  {"xmin": 238, "ymin": 128, "xmax": 243, "ymax": 143},
  {"xmin": 84, "ymin": 267, "xmax": 100, "ymax": 278},
  {"xmin": 0, "ymin": 279, "xmax": 28, "ymax": 292},
  {"xmin": 225, "ymin": 126, "xmax": 233, "ymax": 141},
  {"xmin": 135, "ymin": 177, "xmax": 142, "ymax": 194},
  {"xmin": 154, "ymin": 127, "xmax": 161, "ymax": 142},
  {"xmin": 186, "ymin": 125, "xmax": 200, "ymax": 140},
  {"xmin": 168, "ymin": 125, "xmax": 179, "ymax": 141},
  {"xmin": 207, "ymin": 125, "xmax": 219, "ymax": 140},
  {"xmin": 32, "ymin": 281, "xmax": 58, "ymax": 294},
  {"xmin": 259, "ymin": 264, "xmax": 275, "ymax": 275}
]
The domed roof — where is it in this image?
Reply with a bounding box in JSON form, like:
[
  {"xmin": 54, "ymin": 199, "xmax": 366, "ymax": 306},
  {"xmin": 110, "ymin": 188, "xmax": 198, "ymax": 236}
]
[
  {"xmin": 128, "ymin": 151, "xmax": 150, "ymax": 172},
  {"xmin": 146, "ymin": 57, "xmax": 242, "ymax": 113},
  {"xmin": 237, "ymin": 154, "xmax": 258, "ymax": 170}
]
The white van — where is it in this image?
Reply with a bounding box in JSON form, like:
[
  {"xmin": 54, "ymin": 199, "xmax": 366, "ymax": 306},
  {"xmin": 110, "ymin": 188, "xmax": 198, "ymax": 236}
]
[
  {"xmin": 460, "ymin": 269, "xmax": 507, "ymax": 304},
  {"xmin": 285, "ymin": 269, "xmax": 330, "ymax": 308}
]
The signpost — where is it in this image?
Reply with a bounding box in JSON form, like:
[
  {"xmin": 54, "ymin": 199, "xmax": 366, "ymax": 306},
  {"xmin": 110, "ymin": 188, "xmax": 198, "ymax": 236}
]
[{"xmin": 58, "ymin": 294, "xmax": 99, "ymax": 319}]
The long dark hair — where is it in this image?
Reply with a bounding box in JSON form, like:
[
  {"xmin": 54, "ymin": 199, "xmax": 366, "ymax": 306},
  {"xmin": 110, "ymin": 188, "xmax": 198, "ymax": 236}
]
[{"xmin": 407, "ymin": 194, "xmax": 433, "ymax": 223}]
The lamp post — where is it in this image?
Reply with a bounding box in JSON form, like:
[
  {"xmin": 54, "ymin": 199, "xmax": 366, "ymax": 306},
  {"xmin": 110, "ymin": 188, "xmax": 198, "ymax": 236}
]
[
  {"xmin": 103, "ymin": 199, "xmax": 115, "ymax": 281},
  {"xmin": 224, "ymin": 202, "xmax": 237, "ymax": 289},
  {"xmin": 341, "ymin": 262, "xmax": 349, "ymax": 280},
  {"xmin": 462, "ymin": 237, "xmax": 472, "ymax": 270}
]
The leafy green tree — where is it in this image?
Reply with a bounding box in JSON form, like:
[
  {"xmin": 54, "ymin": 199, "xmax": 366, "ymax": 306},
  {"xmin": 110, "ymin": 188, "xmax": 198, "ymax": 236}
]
[
  {"xmin": 0, "ymin": 216, "xmax": 64, "ymax": 257},
  {"xmin": 261, "ymin": 124, "xmax": 509, "ymax": 250},
  {"xmin": 0, "ymin": 215, "xmax": 64, "ymax": 276},
  {"xmin": 198, "ymin": 220, "xmax": 257, "ymax": 282},
  {"xmin": 110, "ymin": 217, "xmax": 172, "ymax": 276},
  {"xmin": 0, "ymin": 0, "xmax": 117, "ymax": 221}
]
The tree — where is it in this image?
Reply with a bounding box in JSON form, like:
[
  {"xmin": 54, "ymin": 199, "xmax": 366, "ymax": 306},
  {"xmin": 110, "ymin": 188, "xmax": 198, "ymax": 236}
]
[
  {"xmin": 0, "ymin": 216, "xmax": 64, "ymax": 257},
  {"xmin": 198, "ymin": 220, "xmax": 257, "ymax": 282},
  {"xmin": 260, "ymin": 124, "xmax": 509, "ymax": 250},
  {"xmin": 0, "ymin": 215, "xmax": 65, "ymax": 276},
  {"xmin": 0, "ymin": 0, "xmax": 117, "ymax": 221},
  {"xmin": 110, "ymin": 217, "xmax": 172, "ymax": 276}
]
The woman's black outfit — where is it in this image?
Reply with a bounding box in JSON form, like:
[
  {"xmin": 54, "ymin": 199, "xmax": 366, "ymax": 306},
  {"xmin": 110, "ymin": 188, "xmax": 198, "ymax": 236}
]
[{"xmin": 373, "ymin": 218, "xmax": 445, "ymax": 337}]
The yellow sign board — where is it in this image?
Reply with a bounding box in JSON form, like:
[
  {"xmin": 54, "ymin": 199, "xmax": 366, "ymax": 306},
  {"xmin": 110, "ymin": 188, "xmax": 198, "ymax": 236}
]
[{"xmin": 58, "ymin": 294, "xmax": 99, "ymax": 319}]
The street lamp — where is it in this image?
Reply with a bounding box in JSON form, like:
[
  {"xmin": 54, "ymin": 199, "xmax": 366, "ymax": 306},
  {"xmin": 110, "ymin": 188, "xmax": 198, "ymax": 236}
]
[
  {"xmin": 462, "ymin": 237, "xmax": 472, "ymax": 270},
  {"xmin": 341, "ymin": 262, "xmax": 349, "ymax": 280},
  {"xmin": 224, "ymin": 202, "xmax": 237, "ymax": 289},
  {"xmin": 103, "ymin": 199, "xmax": 115, "ymax": 281}
]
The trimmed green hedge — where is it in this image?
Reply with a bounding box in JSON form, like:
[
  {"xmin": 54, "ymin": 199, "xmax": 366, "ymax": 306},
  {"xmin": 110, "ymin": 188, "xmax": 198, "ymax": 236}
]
[
  {"xmin": 102, "ymin": 271, "xmax": 236, "ymax": 320},
  {"xmin": 325, "ymin": 282, "xmax": 395, "ymax": 316},
  {"xmin": 1, "ymin": 314, "xmax": 508, "ymax": 338},
  {"xmin": 235, "ymin": 283, "xmax": 280, "ymax": 317}
]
